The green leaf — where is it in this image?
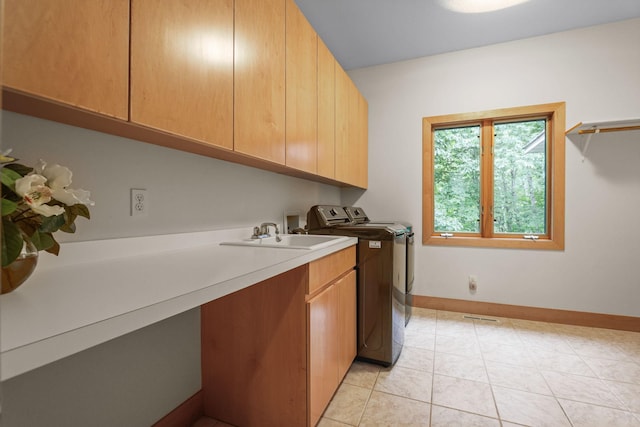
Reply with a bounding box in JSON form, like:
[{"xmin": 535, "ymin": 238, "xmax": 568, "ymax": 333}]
[
  {"xmin": 44, "ymin": 238, "xmax": 60, "ymax": 256},
  {"xmin": 30, "ymin": 230, "xmax": 55, "ymax": 252},
  {"xmin": 70, "ymin": 204, "xmax": 91, "ymax": 220},
  {"xmin": 1, "ymin": 198, "xmax": 18, "ymax": 216},
  {"xmin": 60, "ymin": 222, "xmax": 76, "ymax": 233},
  {"xmin": 39, "ymin": 214, "xmax": 66, "ymax": 233},
  {"xmin": 1, "ymin": 218, "xmax": 23, "ymax": 267},
  {"xmin": 1, "ymin": 167, "xmax": 22, "ymax": 190},
  {"xmin": 5, "ymin": 163, "xmax": 33, "ymax": 176}
]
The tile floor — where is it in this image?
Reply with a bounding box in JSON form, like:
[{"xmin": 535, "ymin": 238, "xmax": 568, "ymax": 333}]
[
  {"xmin": 319, "ymin": 308, "xmax": 640, "ymax": 427},
  {"xmin": 197, "ymin": 308, "xmax": 640, "ymax": 426}
]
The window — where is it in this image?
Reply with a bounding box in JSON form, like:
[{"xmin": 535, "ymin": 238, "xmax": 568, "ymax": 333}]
[{"xmin": 422, "ymin": 102, "xmax": 565, "ymax": 250}]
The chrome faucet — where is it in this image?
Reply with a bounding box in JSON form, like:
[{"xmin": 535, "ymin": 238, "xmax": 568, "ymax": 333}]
[{"xmin": 251, "ymin": 222, "xmax": 282, "ymax": 242}]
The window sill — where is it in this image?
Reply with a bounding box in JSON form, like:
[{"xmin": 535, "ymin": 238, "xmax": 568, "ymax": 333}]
[{"xmin": 423, "ymin": 235, "xmax": 564, "ymax": 250}]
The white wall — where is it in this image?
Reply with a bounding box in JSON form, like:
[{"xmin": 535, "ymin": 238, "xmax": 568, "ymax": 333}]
[
  {"xmin": 345, "ymin": 18, "xmax": 640, "ymax": 317},
  {"xmin": 1, "ymin": 112, "xmax": 341, "ymax": 426}
]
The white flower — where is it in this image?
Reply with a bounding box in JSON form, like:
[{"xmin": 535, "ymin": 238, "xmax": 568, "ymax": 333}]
[
  {"xmin": 36, "ymin": 160, "xmax": 95, "ymax": 206},
  {"xmin": 14, "ymin": 174, "xmax": 65, "ymax": 217}
]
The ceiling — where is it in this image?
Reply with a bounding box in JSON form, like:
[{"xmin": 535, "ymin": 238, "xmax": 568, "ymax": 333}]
[{"xmin": 295, "ymin": 0, "xmax": 640, "ymax": 70}]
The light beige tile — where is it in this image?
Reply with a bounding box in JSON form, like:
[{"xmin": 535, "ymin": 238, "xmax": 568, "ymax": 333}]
[
  {"xmin": 436, "ymin": 317, "xmax": 477, "ymax": 338},
  {"xmin": 616, "ymin": 340, "xmax": 640, "ymax": 363},
  {"xmin": 432, "ymin": 374, "xmax": 497, "ymax": 418},
  {"xmin": 359, "ymin": 391, "xmax": 430, "ymax": 426},
  {"xmin": 474, "ymin": 321, "xmax": 521, "ymax": 346},
  {"xmin": 559, "ymin": 399, "xmax": 640, "ymax": 427},
  {"xmin": 343, "ymin": 361, "xmax": 381, "ymax": 389},
  {"xmin": 437, "ymin": 310, "xmax": 473, "ymax": 321},
  {"xmin": 521, "ymin": 334, "xmax": 576, "ymax": 354},
  {"xmin": 430, "ymin": 405, "xmax": 500, "ymax": 427},
  {"xmin": 408, "ymin": 311, "xmax": 438, "ymax": 334},
  {"xmin": 434, "ymin": 352, "xmax": 488, "ymax": 383},
  {"xmin": 606, "ymin": 379, "xmax": 640, "ymax": 413},
  {"xmin": 317, "ymin": 418, "xmax": 351, "ymax": 427},
  {"xmin": 567, "ymin": 337, "xmax": 630, "ymax": 361},
  {"xmin": 395, "ymin": 345, "xmax": 434, "ymax": 372},
  {"xmin": 492, "ymin": 386, "xmax": 571, "ymax": 426},
  {"xmin": 404, "ymin": 327, "xmax": 436, "ymax": 350},
  {"xmin": 435, "ymin": 334, "xmax": 481, "ymax": 357},
  {"xmin": 542, "ymin": 370, "xmax": 626, "ymax": 409},
  {"xmin": 374, "ymin": 365, "xmax": 433, "ymax": 402},
  {"xmin": 479, "ymin": 340, "xmax": 536, "ymax": 368},
  {"xmin": 485, "ymin": 361, "xmax": 551, "ymax": 395},
  {"xmin": 582, "ymin": 356, "xmax": 640, "ymax": 384},
  {"xmin": 323, "ymin": 383, "xmax": 371, "ymax": 426},
  {"xmin": 412, "ymin": 307, "xmax": 438, "ymax": 319},
  {"xmin": 532, "ymin": 348, "xmax": 596, "ymax": 376}
]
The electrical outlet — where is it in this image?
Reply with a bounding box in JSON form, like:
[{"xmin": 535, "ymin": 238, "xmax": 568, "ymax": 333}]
[
  {"xmin": 469, "ymin": 275, "xmax": 478, "ymax": 292},
  {"xmin": 130, "ymin": 188, "xmax": 148, "ymax": 217}
]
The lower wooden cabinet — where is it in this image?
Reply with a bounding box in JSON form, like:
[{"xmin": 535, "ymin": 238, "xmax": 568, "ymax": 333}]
[
  {"xmin": 201, "ymin": 266, "xmax": 308, "ymax": 427},
  {"xmin": 308, "ymin": 269, "xmax": 356, "ymax": 426},
  {"xmin": 201, "ymin": 247, "xmax": 356, "ymax": 427},
  {"xmin": 337, "ymin": 270, "xmax": 357, "ymax": 380}
]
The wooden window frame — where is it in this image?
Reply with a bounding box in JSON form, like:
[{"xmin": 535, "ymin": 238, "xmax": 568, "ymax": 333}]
[{"xmin": 422, "ymin": 102, "xmax": 565, "ymax": 250}]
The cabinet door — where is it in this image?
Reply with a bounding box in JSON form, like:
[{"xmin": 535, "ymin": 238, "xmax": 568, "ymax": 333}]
[
  {"xmin": 202, "ymin": 266, "xmax": 307, "ymax": 426},
  {"xmin": 335, "ymin": 64, "xmax": 368, "ymax": 188},
  {"xmin": 317, "ymin": 38, "xmax": 336, "ymax": 179},
  {"xmin": 308, "ymin": 284, "xmax": 339, "ymax": 427},
  {"xmin": 3, "ymin": 0, "xmax": 129, "ymax": 119},
  {"xmin": 335, "ymin": 64, "xmax": 353, "ymax": 185},
  {"xmin": 285, "ymin": 0, "xmax": 318, "ymax": 173},
  {"xmin": 130, "ymin": 0, "xmax": 233, "ymax": 149},
  {"xmin": 337, "ymin": 270, "xmax": 357, "ymax": 380},
  {"xmin": 234, "ymin": 0, "xmax": 286, "ymax": 163},
  {"xmin": 355, "ymin": 89, "xmax": 369, "ymax": 188}
]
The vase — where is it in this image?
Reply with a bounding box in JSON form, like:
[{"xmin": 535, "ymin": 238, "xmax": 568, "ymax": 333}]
[{"xmin": 1, "ymin": 237, "xmax": 38, "ymax": 294}]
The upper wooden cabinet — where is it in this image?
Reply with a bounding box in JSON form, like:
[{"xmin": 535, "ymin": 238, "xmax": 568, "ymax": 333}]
[
  {"xmin": 317, "ymin": 38, "xmax": 336, "ymax": 180},
  {"xmin": 234, "ymin": 0, "xmax": 286, "ymax": 164},
  {"xmin": 2, "ymin": 0, "xmax": 368, "ymax": 189},
  {"xmin": 355, "ymin": 89, "xmax": 369, "ymax": 188},
  {"xmin": 130, "ymin": 0, "xmax": 234, "ymax": 149},
  {"xmin": 336, "ymin": 64, "xmax": 368, "ymax": 188},
  {"xmin": 2, "ymin": 0, "xmax": 129, "ymax": 119},
  {"xmin": 285, "ymin": 0, "xmax": 318, "ymax": 174}
]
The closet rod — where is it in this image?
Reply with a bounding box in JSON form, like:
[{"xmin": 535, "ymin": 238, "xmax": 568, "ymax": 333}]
[{"xmin": 578, "ymin": 125, "xmax": 640, "ymax": 135}]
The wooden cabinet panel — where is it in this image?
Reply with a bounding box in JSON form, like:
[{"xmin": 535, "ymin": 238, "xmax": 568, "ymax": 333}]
[
  {"xmin": 130, "ymin": 0, "xmax": 233, "ymax": 149},
  {"xmin": 335, "ymin": 63, "xmax": 368, "ymax": 188},
  {"xmin": 355, "ymin": 90, "xmax": 369, "ymax": 188},
  {"xmin": 317, "ymin": 38, "xmax": 336, "ymax": 179},
  {"xmin": 2, "ymin": 0, "xmax": 129, "ymax": 119},
  {"xmin": 335, "ymin": 64, "xmax": 352, "ymax": 185},
  {"xmin": 308, "ymin": 283, "xmax": 339, "ymax": 427},
  {"xmin": 234, "ymin": 0, "xmax": 286, "ymax": 163},
  {"xmin": 308, "ymin": 246, "xmax": 356, "ymax": 296},
  {"xmin": 307, "ymin": 246, "xmax": 356, "ymax": 426},
  {"xmin": 337, "ymin": 270, "xmax": 357, "ymax": 380},
  {"xmin": 201, "ymin": 266, "xmax": 307, "ymax": 427},
  {"xmin": 285, "ymin": 0, "xmax": 318, "ymax": 173}
]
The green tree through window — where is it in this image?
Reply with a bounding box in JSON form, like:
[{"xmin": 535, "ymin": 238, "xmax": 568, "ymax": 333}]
[{"xmin": 493, "ymin": 119, "xmax": 546, "ymax": 234}]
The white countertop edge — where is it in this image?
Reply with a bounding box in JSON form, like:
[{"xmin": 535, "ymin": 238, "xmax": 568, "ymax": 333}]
[{"xmin": 1, "ymin": 235, "xmax": 356, "ymax": 381}]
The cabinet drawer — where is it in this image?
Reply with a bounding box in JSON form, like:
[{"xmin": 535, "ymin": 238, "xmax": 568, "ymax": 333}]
[{"xmin": 308, "ymin": 246, "xmax": 355, "ymax": 295}]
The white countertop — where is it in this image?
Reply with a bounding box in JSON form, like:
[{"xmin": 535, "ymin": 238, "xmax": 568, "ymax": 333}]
[{"xmin": 0, "ymin": 228, "xmax": 357, "ymax": 381}]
